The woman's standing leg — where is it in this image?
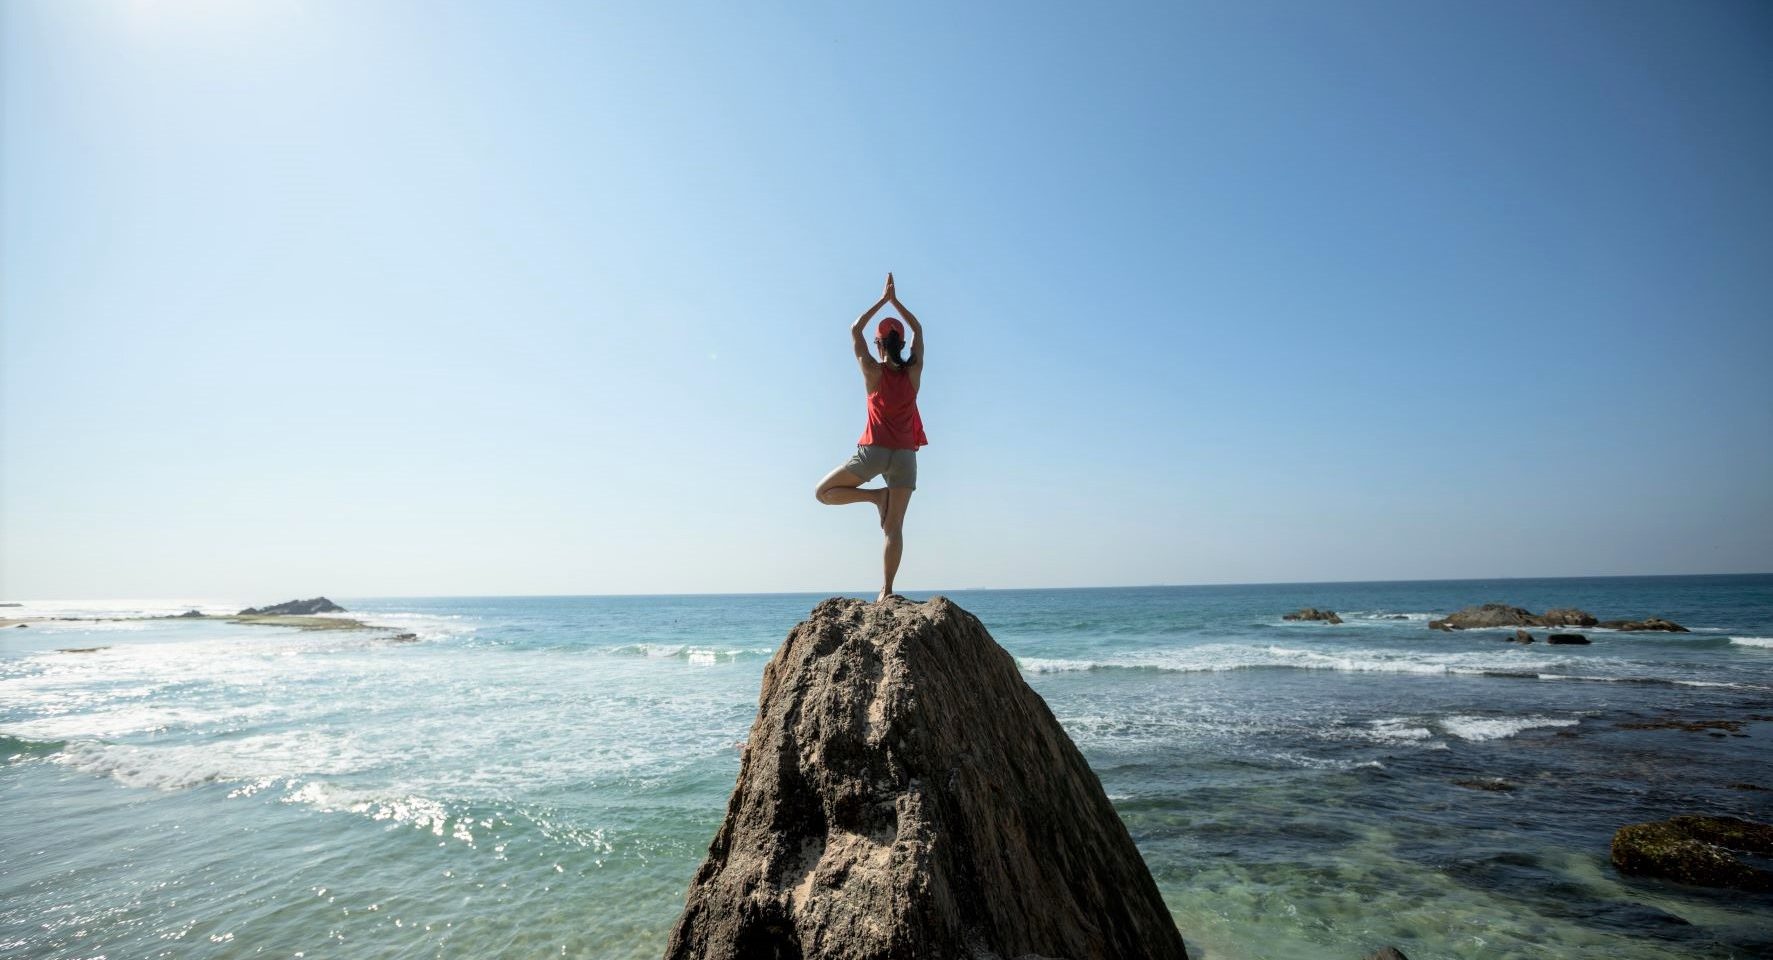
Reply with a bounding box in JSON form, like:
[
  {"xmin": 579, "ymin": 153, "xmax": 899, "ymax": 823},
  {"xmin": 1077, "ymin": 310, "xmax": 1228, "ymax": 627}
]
[{"xmin": 879, "ymin": 488, "xmax": 913, "ymax": 602}]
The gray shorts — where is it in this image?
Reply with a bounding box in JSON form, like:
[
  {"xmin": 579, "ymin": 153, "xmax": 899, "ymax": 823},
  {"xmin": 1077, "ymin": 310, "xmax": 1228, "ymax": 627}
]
[{"xmin": 841, "ymin": 445, "xmax": 918, "ymax": 490}]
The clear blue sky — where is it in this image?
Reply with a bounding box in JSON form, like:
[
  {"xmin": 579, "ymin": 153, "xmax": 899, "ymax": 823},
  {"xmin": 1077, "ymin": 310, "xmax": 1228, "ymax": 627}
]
[{"xmin": 3, "ymin": 0, "xmax": 1770, "ymax": 599}]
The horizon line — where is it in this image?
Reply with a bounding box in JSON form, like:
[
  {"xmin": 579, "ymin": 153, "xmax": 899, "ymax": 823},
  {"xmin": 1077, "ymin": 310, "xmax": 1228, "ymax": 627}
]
[{"xmin": 11, "ymin": 570, "xmax": 1769, "ymax": 604}]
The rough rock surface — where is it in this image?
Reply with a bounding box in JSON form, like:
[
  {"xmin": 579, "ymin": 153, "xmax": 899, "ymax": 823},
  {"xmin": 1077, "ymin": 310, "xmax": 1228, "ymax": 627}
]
[
  {"xmin": 238, "ymin": 597, "xmax": 345, "ymax": 616},
  {"xmin": 1283, "ymin": 608, "xmax": 1342, "ymax": 624},
  {"xmin": 664, "ymin": 596, "xmax": 1189, "ymax": 960},
  {"xmin": 1539, "ymin": 608, "xmax": 1598, "ymax": 627},
  {"xmin": 1509, "ymin": 630, "xmax": 1534, "ymax": 644},
  {"xmin": 1428, "ymin": 604, "xmax": 1540, "ymax": 630},
  {"xmin": 1611, "ymin": 815, "xmax": 1773, "ymax": 891},
  {"xmin": 1428, "ymin": 604, "xmax": 1615, "ymax": 631}
]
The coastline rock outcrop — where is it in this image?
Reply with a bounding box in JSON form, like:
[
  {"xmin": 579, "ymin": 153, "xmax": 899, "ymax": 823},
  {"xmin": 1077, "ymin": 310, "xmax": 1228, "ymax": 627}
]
[
  {"xmin": 1428, "ymin": 604, "xmax": 1540, "ymax": 630},
  {"xmin": 1547, "ymin": 633, "xmax": 1590, "ymax": 645},
  {"xmin": 664, "ymin": 597, "xmax": 1189, "ymax": 960},
  {"xmin": 238, "ymin": 597, "xmax": 345, "ymax": 616},
  {"xmin": 1283, "ymin": 608, "xmax": 1342, "ymax": 624},
  {"xmin": 1611, "ymin": 815, "xmax": 1773, "ymax": 891},
  {"xmin": 1540, "ymin": 608, "xmax": 1598, "ymax": 627},
  {"xmin": 1426, "ymin": 605, "xmax": 1686, "ymax": 633},
  {"xmin": 1428, "ymin": 605, "xmax": 1607, "ymax": 631}
]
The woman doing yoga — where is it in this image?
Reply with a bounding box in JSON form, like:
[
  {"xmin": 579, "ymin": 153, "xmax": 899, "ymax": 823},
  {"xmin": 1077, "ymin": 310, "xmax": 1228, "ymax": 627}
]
[{"xmin": 814, "ymin": 273, "xmax": 928, "ymax": 602}]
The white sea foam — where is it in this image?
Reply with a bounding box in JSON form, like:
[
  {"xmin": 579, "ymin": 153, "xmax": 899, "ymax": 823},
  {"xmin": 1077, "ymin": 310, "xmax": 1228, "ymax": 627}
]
[
  {"xmin": 1017, "ymin": 644, "xmax": 1594, "ymax": 678},
  {"xmin": 331, "ymin": 611, "xmax": 478, "ymax": 642},
  {"xmin": 1347, "ymin": 611, "xmax": 1438, "ymax": 622},
  {"xmin": 0, "ymin": 598, "xmax": 241, "ymax": 619},
  {"xmin": 53, "ymin": 741, "xmax": 234, "ymax": 791},
  {"xmin": 1730, "ymin": 636, "xmax": 1773, "ymax": 650},
  {"xmin": 14, "ymin": 619, "xmax": 157, "ymax": 634},
  {"xmin": 1440, "ymin": 715, "xmax": 1578, "ymax": 742},
  {"xmin": 1366, "ymin": 718, "xmax": 1435, "ymax": 742},
  {"xmin": 608, "ymin": 643, "xmax": 773, "ymax": 663},
  {"xmin": 1267, "ymin": 752, "xmax": 1390, "ymax": 771}
]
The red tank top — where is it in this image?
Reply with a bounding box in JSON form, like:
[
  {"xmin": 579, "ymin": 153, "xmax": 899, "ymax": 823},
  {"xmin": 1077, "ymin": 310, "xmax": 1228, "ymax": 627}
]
[{"xmin": 858, "ymin": 365, "xmax": 927, "ymax": 449}]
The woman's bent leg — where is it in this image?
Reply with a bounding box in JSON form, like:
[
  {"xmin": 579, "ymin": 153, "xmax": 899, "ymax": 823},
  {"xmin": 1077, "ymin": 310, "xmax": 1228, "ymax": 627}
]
[{"xmin": 816, "ymin": 467, "xmax": 887, "ymax": 522}]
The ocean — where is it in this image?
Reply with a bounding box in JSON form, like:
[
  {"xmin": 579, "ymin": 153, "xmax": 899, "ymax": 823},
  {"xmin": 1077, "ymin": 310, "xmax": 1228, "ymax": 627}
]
[{"xmin": 3, "ymin": 575, "xmax": 1771, "ymax": 959}]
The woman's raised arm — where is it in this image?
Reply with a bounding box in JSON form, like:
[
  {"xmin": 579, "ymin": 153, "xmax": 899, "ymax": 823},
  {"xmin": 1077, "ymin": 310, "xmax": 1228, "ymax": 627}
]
[
  {"xmin": 852, "ymin": 285, "xmax": 890, "ymax": 371},
  {"xmin": 890, "ymin": 287, "xmax": 924, "ymax": 367}
]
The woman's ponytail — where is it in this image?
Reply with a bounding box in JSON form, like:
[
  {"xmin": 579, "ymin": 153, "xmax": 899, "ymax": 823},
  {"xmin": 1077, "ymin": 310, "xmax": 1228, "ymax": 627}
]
[{"xmin": 883, "ymin": 331, "xmax": 917, "ymax": 371}]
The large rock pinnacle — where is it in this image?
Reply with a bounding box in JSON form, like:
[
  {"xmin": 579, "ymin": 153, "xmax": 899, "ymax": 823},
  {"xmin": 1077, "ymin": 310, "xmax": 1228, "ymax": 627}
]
[{"xmin": 664, "ymin": 596, "xmax": 1189, "ymax": 960}]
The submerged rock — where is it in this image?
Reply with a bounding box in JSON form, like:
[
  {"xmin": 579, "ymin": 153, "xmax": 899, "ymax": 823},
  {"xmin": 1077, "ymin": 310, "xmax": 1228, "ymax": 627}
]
[
  {"xmin": 664, "ymin": 596, "xmax": 1188, "ymax": 960},
  {"xmin": 1618, "ymin": 718, "xmax": 1744, "ymax": 734},
  {"xmin": 1547, "ymin": 633, "xmax": 1590, "ymax": 645},
  {"xmin": 1284, "ymin": 607, "xmax": 1342, "ymax": 624},
  {"xmin": 1509, "ymin": 630, "xmax": 1535, "ymax": 644},
  {"xmin": 1611, "ymin": 815, "xmax": 1773, "ymax": 891},
  {"xmin": 1362, "ymin": 949, "xmax": 1411, "ymax": 960},
  {"xmin": 1596, "ymin": 617, "xmax": 1689, "ymax": 632},
  {"xmin": 1453, "ymin": 777, "xmax": 1518, "ymax": 792},
  {"xmin": 238, "ymin": 597, "xmax": 346, "ymax": 616}
]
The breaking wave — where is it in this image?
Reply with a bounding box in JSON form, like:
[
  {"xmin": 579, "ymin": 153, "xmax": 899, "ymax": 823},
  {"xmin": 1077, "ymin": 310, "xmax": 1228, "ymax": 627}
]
[{"xmin": 606, "ymin": 643, "xmax": 775, "ymax": 664}]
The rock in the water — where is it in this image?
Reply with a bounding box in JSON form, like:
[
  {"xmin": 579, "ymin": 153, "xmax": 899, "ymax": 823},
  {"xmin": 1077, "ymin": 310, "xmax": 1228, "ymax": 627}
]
[
  {"xmin": 664, "ymin": 597, "xmax": 1189, "ymax": 960},
  {"xmin": 1509, "ymin": 629, "xmax": 1535, "ymax": 644},
  {"xmin": 176, "ymin": 609, "xmax": 205, "ymax": 618},
  {"xmin": 1547, "ymin": 633, "xmax": 1590, "ymax": 645},
  {"xmin": 1611, "ymin": 815, "xmax": 1773, "ymax": 891},
  {"xmin": 1428, "ymin": 604, "xmax": 1539, "ymax": 630},
  {"xmin": 1429, "ymin": 605, "xmax": 1611, "ymax": 631},
  {"xmin": 1596, "ymin": 617, "xmax": 1689, "ymax": 632},
  {"xmin": 1618, "ymin": 718, "xmax": 1744, "ymax": 734},
  {"xmin": 238, "ymin": 597, "xmax": 345, "ymax": 616},
  {"xmin": 1453, "ymin": 778, "xmax": 1518, "ymax": 792},
  {"xmin": 1283, "ymin": 607, "xmax": 1342, "ymax": 624},
  {"xmin": 1539, "ymin": 608, "xmax": 1598, "ymax": 627},
  {"xmin": 1362, "ymin": 949, "xmax": 1411, "ymax": 960}
]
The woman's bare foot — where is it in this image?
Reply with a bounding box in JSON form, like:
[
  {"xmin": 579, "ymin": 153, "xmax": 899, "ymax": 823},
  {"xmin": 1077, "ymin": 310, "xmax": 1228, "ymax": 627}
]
[{"xmin": 875, "ymin": 590, "xmax": 906, "ymax": 603}]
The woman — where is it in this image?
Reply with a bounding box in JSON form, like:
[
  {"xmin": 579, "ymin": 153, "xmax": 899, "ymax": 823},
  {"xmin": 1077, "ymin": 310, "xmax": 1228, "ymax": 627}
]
[{"xmin": 815, "ymin": 273, "xmax": 928, "ymax": 602}]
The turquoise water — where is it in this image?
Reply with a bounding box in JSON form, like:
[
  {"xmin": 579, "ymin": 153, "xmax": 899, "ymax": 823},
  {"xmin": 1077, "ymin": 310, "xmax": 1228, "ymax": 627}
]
[{"xmin": 3, "ymin": 576, "xmax": 1771, "ymax": 959}]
